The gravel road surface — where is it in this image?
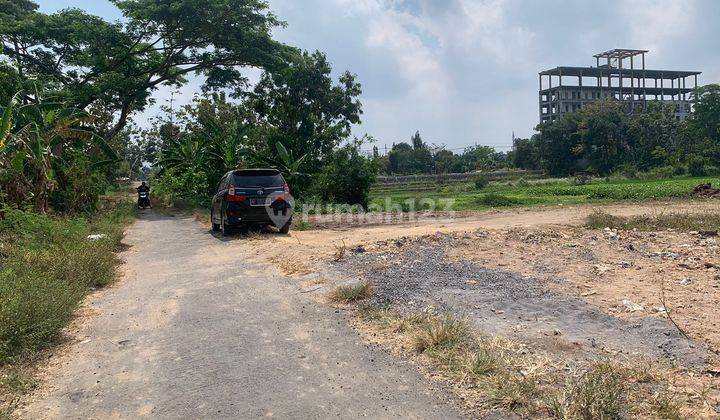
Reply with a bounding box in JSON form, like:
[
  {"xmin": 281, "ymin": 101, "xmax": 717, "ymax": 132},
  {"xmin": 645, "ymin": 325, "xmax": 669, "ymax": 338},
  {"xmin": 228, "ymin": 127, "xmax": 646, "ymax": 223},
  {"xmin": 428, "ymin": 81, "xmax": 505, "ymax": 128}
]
[
  {"xmin": 20, "ymin": 213, "xmax": 461, "ymax": 419},
  {"xmin": 340, "ymin": 234, "xmax": 709, "ymax": 369}
]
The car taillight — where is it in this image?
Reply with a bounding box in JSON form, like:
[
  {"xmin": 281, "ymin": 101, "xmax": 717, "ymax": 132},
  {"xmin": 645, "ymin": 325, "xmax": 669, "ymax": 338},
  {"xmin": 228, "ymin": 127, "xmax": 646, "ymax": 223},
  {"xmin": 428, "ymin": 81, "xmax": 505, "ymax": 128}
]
[
  {"xmin": 283, "ymin": 183, "xmax": 290, "ymax": 194},
  {"xmin": 227, "ymin": 184, "xmax": 246, "ymax": 202}
]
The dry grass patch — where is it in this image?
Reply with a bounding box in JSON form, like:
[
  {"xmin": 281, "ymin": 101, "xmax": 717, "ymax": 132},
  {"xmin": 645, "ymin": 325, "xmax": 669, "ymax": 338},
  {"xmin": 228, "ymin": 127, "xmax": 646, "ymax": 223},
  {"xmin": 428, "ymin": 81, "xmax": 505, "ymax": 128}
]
[
  {"xmin": 355, "ymin": 306, "xmax": 713, "ymax": 418},
  {"xmin": 413, "ymin": 315, "xmax": 469, "ymax": 352},
  {"xmin": 327, "ymin": 282, "xmax": 373, "ymax": 304}
]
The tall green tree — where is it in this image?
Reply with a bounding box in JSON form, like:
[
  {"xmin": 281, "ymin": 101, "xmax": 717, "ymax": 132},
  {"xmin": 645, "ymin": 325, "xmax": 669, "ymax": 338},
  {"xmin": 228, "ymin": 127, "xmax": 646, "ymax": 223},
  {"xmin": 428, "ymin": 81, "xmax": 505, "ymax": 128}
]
[
  {"xmin": 0, "ymin": 0, "xmax": 294, "ymax": 141},
  {"xmin": 248, "ymin": 50, "xmax": 362, "ymax": 174},
  {"xmin": 576, "ymin": 101, "xmax": 630, "ymax": 174}
]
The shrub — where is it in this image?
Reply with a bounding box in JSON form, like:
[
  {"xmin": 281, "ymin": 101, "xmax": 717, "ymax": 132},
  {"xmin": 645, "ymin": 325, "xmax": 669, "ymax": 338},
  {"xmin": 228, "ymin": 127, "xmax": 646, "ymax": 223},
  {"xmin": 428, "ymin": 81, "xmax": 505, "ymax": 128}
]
[
  {"xmin": 673, "ymin": 163, "xmax": 688, "ymax": 176},
  {"xmin": 638, "ymin": 165, "xmax": 675, "ymax": 180},
  {"xmin": 152, "ymin": 167, "xmax": 210, "ymax": 208},
  {"xmin": 475, "ymin": 193, "xmax": 522, "ymax": 207},
  {"xmin": 616, "ymin": 163, "xmax": 638, "ymax": 179},
  {"xmin": 313, "ymin": 143, "xmax": 377, "ymax": 207},
  {"xmin": 514, "ymin": 177, "xmax": 530, "ymax": 188},
  {"xmin": 704, "ymin": 165, "xmax": 720, "ymax": 176},
  {"xmin": 474, "ymin": 175, "xmax": 490, "ymax": 190},
  {"xmin": 687, "ymin": 154, "xmax": 708, "ymax": 177}
]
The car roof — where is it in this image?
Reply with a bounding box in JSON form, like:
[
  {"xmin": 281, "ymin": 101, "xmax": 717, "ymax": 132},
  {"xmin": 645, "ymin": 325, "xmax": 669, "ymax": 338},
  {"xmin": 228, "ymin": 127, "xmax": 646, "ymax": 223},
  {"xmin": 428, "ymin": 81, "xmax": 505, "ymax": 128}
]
[{"xmin": 230, "ymin": 168, "xmax": 281, "ymax": 176}]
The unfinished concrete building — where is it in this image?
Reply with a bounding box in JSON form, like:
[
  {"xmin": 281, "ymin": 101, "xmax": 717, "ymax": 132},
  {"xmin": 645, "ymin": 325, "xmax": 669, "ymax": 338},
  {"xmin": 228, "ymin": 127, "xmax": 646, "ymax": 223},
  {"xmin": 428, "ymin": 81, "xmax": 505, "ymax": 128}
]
[{"xmin": 538, "ymin": 49, "xmax": 701, "ymax": 123}]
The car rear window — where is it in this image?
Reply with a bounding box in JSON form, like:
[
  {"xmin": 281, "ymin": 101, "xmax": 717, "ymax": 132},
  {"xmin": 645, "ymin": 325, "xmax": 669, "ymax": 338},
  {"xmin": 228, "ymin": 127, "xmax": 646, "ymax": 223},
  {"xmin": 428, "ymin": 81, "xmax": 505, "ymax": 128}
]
[{"xmin": 232, "ymin": 171, "xmax": 285, "ymax": 187}]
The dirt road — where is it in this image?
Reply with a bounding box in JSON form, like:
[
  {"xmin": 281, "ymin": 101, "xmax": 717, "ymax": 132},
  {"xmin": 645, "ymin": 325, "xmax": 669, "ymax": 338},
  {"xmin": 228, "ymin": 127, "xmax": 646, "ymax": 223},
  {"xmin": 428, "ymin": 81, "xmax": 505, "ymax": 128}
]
[{"xmin": 21, "ymin": 213, "xmax": 460, "ymax": 419}]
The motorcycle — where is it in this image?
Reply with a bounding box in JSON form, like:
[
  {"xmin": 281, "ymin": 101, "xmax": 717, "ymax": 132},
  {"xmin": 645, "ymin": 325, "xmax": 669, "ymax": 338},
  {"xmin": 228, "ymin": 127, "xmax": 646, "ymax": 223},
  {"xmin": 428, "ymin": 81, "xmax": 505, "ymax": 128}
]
[{"xmin": 137, "ymin": 191, "xmax": 151, "ymax": 209}]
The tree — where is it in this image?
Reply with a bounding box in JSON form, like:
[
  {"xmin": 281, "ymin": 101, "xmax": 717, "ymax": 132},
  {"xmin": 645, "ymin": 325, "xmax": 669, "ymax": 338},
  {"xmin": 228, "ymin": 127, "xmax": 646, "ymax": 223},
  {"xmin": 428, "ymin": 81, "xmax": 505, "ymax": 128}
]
[
  {"xmin": 576, "ymin": 100, "xmax": 630, "ymax": 174},
  {"xmin": 248, "ymin": 50, "xmax": 362, "ymax": 174},
  {"xmin": 462, "ymin": 145, "xmax": 506, "ymax": 171},
  {"xmin": 387, "ymin": 142, "xmax": 412, "ymax": 174},
  {"xmin": 433, "ymin": 149, "xmax": 461, "ymax": 173},
  {"xmin": 1, "ymin": 92, "xmax": 117, "ymax": 211},
  {"xmin": 627, "ymin": 102, "xmax": 685, "ymax": 170},
  {"xmin": 689, "ymin": 84, "xmax": 720, "ymax": 164},
  {"xmin": 534, "ymin": 111, "xmax": 582, "ymax": 175},
  {"xmin": 314, "ymin": 139, "xmax": 377, "ymax": 207},
  {"xmin": 0, "ymin": 0, "xmax": 294, "ymax": 141},
  {"xmin": 512, "ymin": 137, "xmax": 540, "ymax": 170},
  {"xmin": 691, "ymin": 84, "xmax": 720, "ymax": 143},
  {"xmin": 411, "ymin": 131, "xmax": 424, "ymax": 149}
]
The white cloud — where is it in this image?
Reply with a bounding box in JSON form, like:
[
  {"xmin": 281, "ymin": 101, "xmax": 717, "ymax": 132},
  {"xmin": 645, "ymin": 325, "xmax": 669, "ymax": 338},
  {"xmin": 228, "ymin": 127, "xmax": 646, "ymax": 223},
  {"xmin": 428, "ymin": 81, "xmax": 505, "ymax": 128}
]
[
  {"xmin": 336, "ymin": 0, "xmax": 450, "ymax": 99},
  {"xmin": 426, "ymin": 0, "xmax": 536, "ymax": 65},
  {"xmin": 621, "ymin": 0, "xmax": 698, "ymax": 55}
]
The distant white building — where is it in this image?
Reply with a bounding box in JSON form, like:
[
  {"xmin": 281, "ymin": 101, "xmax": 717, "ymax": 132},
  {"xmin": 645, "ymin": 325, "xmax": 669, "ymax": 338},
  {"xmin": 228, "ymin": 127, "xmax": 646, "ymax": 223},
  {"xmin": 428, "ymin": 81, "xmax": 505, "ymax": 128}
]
[{"xmin": 539, "ymin": 49, "xmax": 701, "ymax": 123}]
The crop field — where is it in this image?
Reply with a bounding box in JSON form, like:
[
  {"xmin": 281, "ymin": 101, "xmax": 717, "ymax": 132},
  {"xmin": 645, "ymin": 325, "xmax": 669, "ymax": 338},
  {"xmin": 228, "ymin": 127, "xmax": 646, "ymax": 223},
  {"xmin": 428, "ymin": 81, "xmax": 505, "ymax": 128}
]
[{"xmin": 369, "ymin": 176, "xmax": 720, "ymax": 211}]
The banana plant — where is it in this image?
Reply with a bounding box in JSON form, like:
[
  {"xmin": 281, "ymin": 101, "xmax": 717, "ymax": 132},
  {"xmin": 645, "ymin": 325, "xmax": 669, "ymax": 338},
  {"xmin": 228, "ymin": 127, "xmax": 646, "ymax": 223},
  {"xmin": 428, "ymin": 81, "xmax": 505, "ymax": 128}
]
[
  {"xmin": 156, "ymin": 136, "xmax": 209, "ymax": 175},
  {"xmin": 1, "ymin": 91, "xmax": 119, "ymax": 212},
  {"xmin": 253, "ymin": 142, "xmax": 307, "ymax": 178},
  {"xmin": 0, "ymin": 92, "xmax": 21, "ymax": 153}
]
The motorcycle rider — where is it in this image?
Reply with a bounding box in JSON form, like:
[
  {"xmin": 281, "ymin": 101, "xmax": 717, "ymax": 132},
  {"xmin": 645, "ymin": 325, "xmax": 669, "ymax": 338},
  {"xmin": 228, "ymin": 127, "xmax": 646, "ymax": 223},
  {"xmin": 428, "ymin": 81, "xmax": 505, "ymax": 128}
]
[{"xmin": 136, "ymin": 182, "xmax": 151, "ymax": 208}]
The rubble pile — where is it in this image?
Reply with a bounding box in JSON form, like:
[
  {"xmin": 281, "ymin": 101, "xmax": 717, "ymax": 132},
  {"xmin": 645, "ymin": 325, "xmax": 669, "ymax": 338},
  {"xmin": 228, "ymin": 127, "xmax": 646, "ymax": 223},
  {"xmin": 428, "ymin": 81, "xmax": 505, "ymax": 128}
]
[{"xmin": 692, "ymin": 183, "xmax": 720, "ymax": 198}]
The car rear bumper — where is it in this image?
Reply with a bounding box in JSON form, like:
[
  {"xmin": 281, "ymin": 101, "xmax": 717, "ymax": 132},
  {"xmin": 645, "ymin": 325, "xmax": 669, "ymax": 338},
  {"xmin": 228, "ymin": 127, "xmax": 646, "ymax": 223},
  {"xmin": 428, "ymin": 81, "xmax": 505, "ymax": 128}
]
[{"xmin": 226, "ymin": 205, "xmax": 293, "ymax": 226}]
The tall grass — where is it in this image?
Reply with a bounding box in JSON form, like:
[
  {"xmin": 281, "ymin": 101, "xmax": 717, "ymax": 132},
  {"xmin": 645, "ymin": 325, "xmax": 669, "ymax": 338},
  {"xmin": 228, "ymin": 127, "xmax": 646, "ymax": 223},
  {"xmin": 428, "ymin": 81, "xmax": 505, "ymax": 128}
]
[{"xmin": 0, "ymin": 204, "xmax": 134, "ymax": 363}]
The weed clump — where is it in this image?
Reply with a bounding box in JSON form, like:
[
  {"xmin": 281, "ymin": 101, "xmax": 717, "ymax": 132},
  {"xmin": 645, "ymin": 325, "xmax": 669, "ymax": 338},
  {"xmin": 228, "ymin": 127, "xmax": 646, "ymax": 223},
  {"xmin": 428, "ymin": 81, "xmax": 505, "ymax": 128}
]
[
  {"xmin": 475, "ymin": 193, "xmax": 523, "ymax": 207},
  {"xmin": 548, "ymin": 363, "xmax": 626, "ymax": 419},
  {"xmin": 328, "ymin": 282, "xmax": 373, "ymax": 303},
  {"xmin": 474, "ymin": 175, "xmax": 490, "ymax": 190},
  {"xmin": 413, "ymin": 315, "xmax": 469, "ymax": 352}
]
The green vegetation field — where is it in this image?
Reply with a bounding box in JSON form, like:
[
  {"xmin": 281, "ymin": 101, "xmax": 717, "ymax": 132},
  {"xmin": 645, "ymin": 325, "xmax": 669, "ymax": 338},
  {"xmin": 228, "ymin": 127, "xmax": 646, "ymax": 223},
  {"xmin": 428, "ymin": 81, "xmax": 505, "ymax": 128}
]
[{"xmin": 369, "ymin": 176, "xmax": 720, "ymax": 211}]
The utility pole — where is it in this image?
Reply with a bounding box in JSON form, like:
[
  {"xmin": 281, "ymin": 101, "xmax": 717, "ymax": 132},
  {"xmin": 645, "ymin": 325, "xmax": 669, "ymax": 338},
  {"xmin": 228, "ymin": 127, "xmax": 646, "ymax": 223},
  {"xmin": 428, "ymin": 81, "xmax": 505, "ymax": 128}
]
[{"xmin": 169, "ymin": 91, "xmax": 175, "ymax": 124}]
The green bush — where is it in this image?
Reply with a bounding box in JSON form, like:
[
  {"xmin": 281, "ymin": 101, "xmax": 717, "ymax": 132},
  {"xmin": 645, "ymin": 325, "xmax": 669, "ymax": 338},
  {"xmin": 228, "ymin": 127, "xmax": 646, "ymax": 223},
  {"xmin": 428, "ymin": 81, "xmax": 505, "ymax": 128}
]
[
  {"xmin": 616, "ymin": 164, "xmax": 638, "ymax": 179},
  {"xmin": 152, "ymin": 167, "xmax": 210, "ymax": 208},
  {"xmin": 687, "ymin": 154, "xmax": 708, "ymax": 177},
  {"xmin": 475, "ymin": 193, "xmax": 523, "ymax": 207},
  {"xmin": 312, "ymin": 143, "xmax": 377, "ymax": 207},
  {"xmin": 638, "ymin": 165, "xmax": 675, "ymax": 180},
  {"xmin": 0, "ymin": 205, "xmax": 133, "ymax": 362},
  {"xmin": 704, "ymin": 165, "xmax": 720, "ymax": 176},
  {"xmin": 474, "ymin": 175, "xmax": 490, "ymax": 190}
]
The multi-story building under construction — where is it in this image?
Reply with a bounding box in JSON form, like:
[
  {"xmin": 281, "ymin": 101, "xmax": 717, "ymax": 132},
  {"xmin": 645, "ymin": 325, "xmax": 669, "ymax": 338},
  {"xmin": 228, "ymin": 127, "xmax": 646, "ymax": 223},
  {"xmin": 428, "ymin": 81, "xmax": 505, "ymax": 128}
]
[{"xmin": 538, "ymin": 49, "xmax": 701, "ymax": 123}]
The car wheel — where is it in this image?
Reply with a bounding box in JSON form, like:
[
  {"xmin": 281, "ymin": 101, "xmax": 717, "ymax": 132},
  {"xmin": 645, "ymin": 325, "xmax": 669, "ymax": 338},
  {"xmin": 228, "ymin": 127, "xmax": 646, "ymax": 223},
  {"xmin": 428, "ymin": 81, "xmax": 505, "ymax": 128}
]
[
  {"xmin": 211, "ymin": 209, "xmax": 221, "ymax": 232},
  {"xmin": 221, "ymin": 211, "xmax": 231, "ymax": 236},
  {"xmin": 279, "ymin": 217, "xmax": 292, "ymax": 234}
]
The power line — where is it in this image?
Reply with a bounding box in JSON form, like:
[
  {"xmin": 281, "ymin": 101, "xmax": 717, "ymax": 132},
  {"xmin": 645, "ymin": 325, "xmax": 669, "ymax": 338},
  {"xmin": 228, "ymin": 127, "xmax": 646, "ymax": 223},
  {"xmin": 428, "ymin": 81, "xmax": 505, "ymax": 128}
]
[{"xmin": 360, "ymin": 142, "xmax": 516, "ymax": 153}]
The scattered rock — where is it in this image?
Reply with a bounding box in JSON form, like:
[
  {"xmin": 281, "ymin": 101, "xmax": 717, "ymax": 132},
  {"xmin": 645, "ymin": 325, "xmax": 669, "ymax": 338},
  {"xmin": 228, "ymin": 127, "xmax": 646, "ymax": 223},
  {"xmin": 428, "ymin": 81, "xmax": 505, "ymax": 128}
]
[
  {"xmin": 622, "ymin": 299, "xmax": 644, "ymax": 312},
  {"xmin": 86, "ymin": 234, "xmax": 107, "ymax": 241},
  {"xmin": 351, "ymin": 245, "xmax": 367, "ymax": 254},
  {"xmin": 603, "ymin": 227, "xmax": 619, "ymax": 240},
  {"xmin": 593, "ymin": 264, "xmax": 612, "ymax": 275}
]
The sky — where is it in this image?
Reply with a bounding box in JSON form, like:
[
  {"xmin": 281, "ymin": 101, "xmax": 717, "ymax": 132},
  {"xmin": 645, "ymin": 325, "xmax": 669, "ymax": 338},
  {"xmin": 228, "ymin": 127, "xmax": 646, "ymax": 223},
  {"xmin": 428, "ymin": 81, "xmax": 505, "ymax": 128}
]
[{"xmin": 36, "ymin": 0, "xmax": 720, "ymax": 152}]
